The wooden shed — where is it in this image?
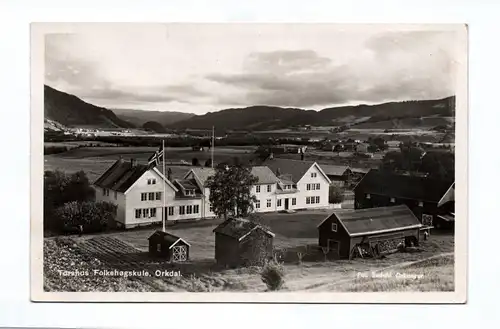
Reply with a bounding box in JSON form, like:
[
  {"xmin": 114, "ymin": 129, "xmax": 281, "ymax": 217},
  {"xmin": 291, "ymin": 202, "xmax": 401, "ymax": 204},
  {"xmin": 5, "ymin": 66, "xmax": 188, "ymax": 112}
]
[
  {"xmin": 317, "ymin": 205, "xmax": 422, "ymax": 259},
  {"xmin": 213, "ymin": 218, "xmax": 275, "ymax": 268},
  {"xmin": 148, "ymin": 230, "xmax": 190, "ymax": 262}
]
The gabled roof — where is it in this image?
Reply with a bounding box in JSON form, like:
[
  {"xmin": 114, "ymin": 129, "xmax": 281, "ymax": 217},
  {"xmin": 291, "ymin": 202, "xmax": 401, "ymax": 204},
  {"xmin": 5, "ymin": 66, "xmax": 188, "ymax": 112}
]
[
  {"xmin": 318, "ymin": 164, "xmax": 350, "ymax": 177},
  {"xmin": 94, "ymin": 159, "xmax": 178, "ymax": 194},
  {"xmin": 354, "ymin": 169, "xmax": 454, "ymax": 203},
  {"xmin": 213, "ymin": 218, "xmax": 275, "ymax": 241},
  {"xmin": 317, "ymin": 205, "xmax": 422, "ymax": 237},
  {"xmin": 263, "ymin": 158, "xmax": 330, "ymax": 184},
  {"xmin": 94, "ymin": 159, "xmax": 150, "ymax": 193},
  {"xmin": 185, "ymin": 167, "xmax": 216, "ymax": 186},
  {"xmin": 148, "ymin": 230, "xmax": 191, "ymax": 247},
  {"xmin": 250, "ymin": 166, "xmax": 281, "ymax": 185}
]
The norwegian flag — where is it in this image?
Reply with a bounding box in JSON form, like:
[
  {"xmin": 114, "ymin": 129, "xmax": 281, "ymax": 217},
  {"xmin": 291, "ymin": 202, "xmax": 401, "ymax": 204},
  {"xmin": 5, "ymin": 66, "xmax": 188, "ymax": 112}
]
[{"xmin": 147, "ymin": 145, "xmax": 164, "ymax": 167}]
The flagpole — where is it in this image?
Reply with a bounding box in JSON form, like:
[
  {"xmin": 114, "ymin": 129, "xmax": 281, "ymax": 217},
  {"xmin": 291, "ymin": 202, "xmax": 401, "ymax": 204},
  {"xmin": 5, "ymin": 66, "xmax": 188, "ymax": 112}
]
[
  {"xmin": 162, "ymin": 139, "xmax": 166, "ymax": 232},
  {"xmin": 211, "ymin": 126, "xmax": 214, "ymax": 169}
]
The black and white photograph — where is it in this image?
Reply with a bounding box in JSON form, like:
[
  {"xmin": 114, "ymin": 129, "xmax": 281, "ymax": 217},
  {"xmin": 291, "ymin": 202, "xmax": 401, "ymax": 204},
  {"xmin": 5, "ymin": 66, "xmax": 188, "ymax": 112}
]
[{"xmin": 30, "ymin": 23, "xmax": 467, "ymax": 302}]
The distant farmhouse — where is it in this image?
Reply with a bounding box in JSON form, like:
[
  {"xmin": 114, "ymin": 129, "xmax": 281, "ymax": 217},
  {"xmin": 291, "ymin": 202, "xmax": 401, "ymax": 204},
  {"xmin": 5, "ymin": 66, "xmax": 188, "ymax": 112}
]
[
  {"xmin": 213, "ymin": 217, "xmax": 275, "ymax": 267},
  {"xmin": 317, "ymin": 205, "xmax": 422, "ymax": 259},
  {"xmin": 94, "ymin": 158, "xmax": 333, "ymax": 228},
  {"xmin": 353, "ymin": 169, "xmax": 455, "ymax": 228}
]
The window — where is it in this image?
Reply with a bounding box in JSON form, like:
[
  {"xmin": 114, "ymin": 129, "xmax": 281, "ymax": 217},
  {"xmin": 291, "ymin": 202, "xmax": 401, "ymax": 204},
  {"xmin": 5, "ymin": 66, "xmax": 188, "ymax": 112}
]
[
  {"xmin": 157, "ymin": 243, "xmax": 161, "ymax": 252},
  {"xmin": 147, "ymin": 179, "xmax": 152, "ymax": 185},
  {"xmin": 150, "ymin": 208, "xmax": 157, "ymax": 218},
  {"xmin": 114, "ymin": 191, "xmax": 117, "ymax": 200},
  {"xmin": 418, "ymin": 201, "xmax": 424, "ymax": 207},
  {"xmin": 311, "ymin": 172, "xmax": 317, "ymax": 178},
  {"xmin": 141, "ymin": 193, "xmax": 147, "ymax": 201},
  {"xmin": 148, "ymin": 192, "xmax": 155, "ymax": 201},
  {"xmin": 155, "ymin": 192, "xmax": 162, "ymax": 200},
  {"xmin": 266, "ymin": 199, "xmax": 271, "ymax": 208},
  {"xmin": 187, "ymin": 205, "xmax": 193, "ymax": 214},
  {"xmin": 186, "ymin": 189, "xmax": 194, "ymax": 196},
  {"xmin": 256, "ymin": 185, "xmax": 261, "ymax": 193},
  {"xmin": 366, "ymin": 193, "xmax": 371, "ymax": 199},
  {"xmin": 209, "ymin": 204, "xmax": 213, "ymax": 212},
  {"xmin": 267, "ymin": 185, "xmax": 271, "ymax": 192},
  {"xmin": 103, "ymin": 189, "xmax": 109, "ymax": 196},
  {"xmin": 102, "ymin": 189, "xmax": 106, "ymax": 196},
  {"xmin": 292, "ymin": 198, "xmax": 296, "ymax": 206},
  {"xmin": 143, "ymin": 208, "xmax": 150, "ymax": 218},
  {"xmin": 331, "ymin": 223, "xmax": 338, "ymax": 232},
  {"xmin": 306, "ymin": 197, "xmax": 311, "ymax": 205},
  {"xmin": 179, "ymin": 206, "xmax": 185, "ymax": 215},
  {"xmin": 194, "ymin": 205, "xmax": 199, "ymax": 214},
  {"xmin": 315, "ymin": 196, "xmax": 320, "ymax": 204},
  {"xmin": 285, "ymin": 185, "xmax": 290, "ymax": 190},
  {"xmin": 168, "ymin": 207, "xmax": 174, "ymax": 216},
  {"xmin": 390, "ymin": 197, "xmax": 396, "ymax": 203},
  {"xmin": 255, "ymin": 200, "xmax": 261, "ymax": 209},
  {"xmin": 316, "ymin": 183, "xmax": 320, "ymax": 190},
  {"xmin": 135, "ymin": 209, "xmax": 141, "ymax": 218},
  {"xmin": 151, "ymin": 178, "xmax": 156, "ymax": 185},
  {"xmin": 307, "ymin": 184, "xmax": 311, "ymax": 191},
  {"xmin": 277, "ymin": 199, "xmax": 282, "ymax": 207}
]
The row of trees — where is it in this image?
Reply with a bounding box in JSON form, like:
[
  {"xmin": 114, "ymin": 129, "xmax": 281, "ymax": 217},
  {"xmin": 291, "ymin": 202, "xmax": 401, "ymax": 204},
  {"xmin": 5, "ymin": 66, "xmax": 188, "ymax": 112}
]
[{"xmin": 44, "ymin": 170, "xmax": 116, "ymax": 234}]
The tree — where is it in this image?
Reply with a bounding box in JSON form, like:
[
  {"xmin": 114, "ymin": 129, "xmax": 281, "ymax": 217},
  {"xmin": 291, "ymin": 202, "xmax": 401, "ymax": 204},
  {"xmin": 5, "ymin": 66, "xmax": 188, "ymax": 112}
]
[
  {"xmin": 260, "ymin": 260, "xmax": 285, "ymax": 291},
  {"xmin": 55, "ymin": 201, "xmax": 117, "ymax": 233},
  {"xmin": 142, "ymin": 121, "xmax": 166, "ymax": 133},
  {"xmin": 329, "ymin": 185, "xmax": 345, "ymax": 204},
  {"xmin": 192, "ymin": 157, "xmax": 200, "ymax": 166},
  {"xmin": 420, "ymin": 151, "xmax": 455, "ymax": 180},
  {"xmin": 206, "ymin": 163, "xmax": 258, "ymax": 219},
  {"xmin": 44, "ymin": 170, "xmax": 95, "ymax": 231},
  {"xmin": 204, "ymin": 159, "xmax": 212, "ymax": 168}
]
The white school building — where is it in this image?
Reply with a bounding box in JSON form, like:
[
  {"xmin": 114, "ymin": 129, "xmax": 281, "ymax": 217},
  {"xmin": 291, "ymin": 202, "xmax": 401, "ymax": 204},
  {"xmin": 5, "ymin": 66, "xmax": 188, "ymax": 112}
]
[{"xmin": 94, "ymin": 158, "xmax": 331, "ymax": 229}]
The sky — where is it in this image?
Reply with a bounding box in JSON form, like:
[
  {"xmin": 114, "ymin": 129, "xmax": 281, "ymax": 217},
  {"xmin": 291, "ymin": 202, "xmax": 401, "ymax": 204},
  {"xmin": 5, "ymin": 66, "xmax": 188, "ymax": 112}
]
[{"xmin": 45, "ymin": 24, "xmax": 462, "ymax": 114}]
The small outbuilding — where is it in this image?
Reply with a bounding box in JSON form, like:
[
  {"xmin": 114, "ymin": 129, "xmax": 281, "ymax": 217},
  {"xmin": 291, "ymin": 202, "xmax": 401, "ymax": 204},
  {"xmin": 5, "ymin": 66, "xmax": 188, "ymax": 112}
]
[
  {"xmin": 148, "ymin": 230, "xmax": 190, "ymax": 262},
  {"xmin": 213, "ymin": 218, "xmax": 275, "ymax": 268},
  {"xmin": 317, "ymin": 205, "xmax": 422, "ymax": 259}
]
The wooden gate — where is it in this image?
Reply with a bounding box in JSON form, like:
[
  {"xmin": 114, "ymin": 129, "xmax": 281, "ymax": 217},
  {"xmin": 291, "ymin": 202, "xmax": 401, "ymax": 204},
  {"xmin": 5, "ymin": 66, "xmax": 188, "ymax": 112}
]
[{"xmin": 172, "ymin": 245, "xmax": 188, "ymax": 262}]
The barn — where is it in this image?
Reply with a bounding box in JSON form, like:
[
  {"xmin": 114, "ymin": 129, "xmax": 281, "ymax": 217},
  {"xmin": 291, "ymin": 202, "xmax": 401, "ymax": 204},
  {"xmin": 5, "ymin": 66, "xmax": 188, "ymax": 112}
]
[
  {"xmin": 213, "ymin": 218, "xmax": 275, "ymax": 268},
  {"xmin": 148, "ymin": 230, "xmax": 190, "ymax": 262},
  {"xmin": 317, "ymin": 205, "xmax": 423, "ymax": 259}
]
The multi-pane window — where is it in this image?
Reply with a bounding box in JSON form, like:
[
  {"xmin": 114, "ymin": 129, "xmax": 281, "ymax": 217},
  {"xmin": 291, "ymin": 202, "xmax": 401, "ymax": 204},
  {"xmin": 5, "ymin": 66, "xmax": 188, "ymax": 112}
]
[
  {"xmin": 266, "ymin": 199, "xmax": 271, "ymax": 208},
  {"xmin": 316, "ymin": 183, "xmax": 320, "ymax": 190},
  {"xmin": 143, "ymin": 208, "xmax": 150, "ymax": 217},
  {"xmin": 168, "ymin": 206, "xmax": 174, "ymax": 216},
  {"xmin": 315, "ymin": 196, "xmax": 320, "ymax": 204},
  {"xmin": 179, "ymin": 206, "xmax": 186, "ymax": 215},
  {"xmin": 331, "ymin": 223, "xmax": 338, "ymax": 232},
  {"xmin": 194, "ymin": 205, "xmax": 199, "ymax": 214},
  {"xmin": 147, "ymin": 178, "xmax": 157, "ymax": 185},
  {"xmin": 155, "ymin": 192, "xmax": 162, "ymax": 200},
  {"xmin": 150, "ymin": 208, "xmax": 157, "ymax": 218},
  {"xmin": 307, "ymin": 184, "xmax": 311, "ymax": 191},
  {"xmin": 267, "ymin": 185, "xmax": 271, "ymax": 192},
  {"xmin": 306, "ymin": 197, "xmax": 311, "ymax": 205},
  {"xmin": 277, "ymin": 199, "xmax": 282, "ymax": 207},
  {"xmin": 141, "ymin": 193, "xmax": 147, "ymax": 201},
  {"xmin": 311, "ymin": 172, "xmax": 317, "ymax": 178},
  {"xmin": 135, "ymin": 209, "xmax": 141, "ymax": 218},
  {"xmin": 292, "ymin": 198, "xmax": 296, "ymax": 205},
  {"xmin": 255, "ymin": 200, "xmax": 261, "ymax": 209},
  {"xmin": 256, "ymin": 185, "xmax": 261, "ymax": 193},
  {"xmin": 148, "ymin": 192, "xmax": 155, "ymax": 201},
  {"xmin": 187, "ymin": 205, "xmax": 193, "ymax": 214}
]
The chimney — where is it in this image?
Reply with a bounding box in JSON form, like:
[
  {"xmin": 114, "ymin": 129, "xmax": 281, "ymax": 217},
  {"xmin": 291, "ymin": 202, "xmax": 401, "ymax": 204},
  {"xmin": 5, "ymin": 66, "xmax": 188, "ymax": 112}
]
[{"xmin": 130, "ymin": 158, "xmax": 136, "ymax": 167}]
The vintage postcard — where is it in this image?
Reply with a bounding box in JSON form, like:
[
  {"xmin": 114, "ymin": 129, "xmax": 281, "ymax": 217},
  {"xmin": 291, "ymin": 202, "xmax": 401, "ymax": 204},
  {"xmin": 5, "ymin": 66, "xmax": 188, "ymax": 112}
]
[{"xmin": 31, "ymin": 23, "xmax": 468, "ymax": 303}]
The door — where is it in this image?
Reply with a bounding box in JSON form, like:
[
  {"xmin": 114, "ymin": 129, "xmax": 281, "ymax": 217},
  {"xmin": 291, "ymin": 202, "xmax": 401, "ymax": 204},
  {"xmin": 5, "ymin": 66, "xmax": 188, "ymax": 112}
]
[
  {"xmin": 327, "ymin": 240, "xmax": 340, "ymax": 258},
  {"xmin": 284, "ymin": 198, "xmax": 289, "ymax": 210},
  {"xmin": 172, "ymin": 245, "xmax": 188, "ymax": 262}
]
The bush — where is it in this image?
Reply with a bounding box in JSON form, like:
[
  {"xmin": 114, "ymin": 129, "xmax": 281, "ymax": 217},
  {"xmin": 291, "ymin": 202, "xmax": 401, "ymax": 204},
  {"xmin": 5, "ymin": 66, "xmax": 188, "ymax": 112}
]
[
  {"xmin": 329, "ymin": 185, "xmax": 345, "ymax": 204},
  {"xmin": 260, "ymin": 260, "xmax": 285, "ymax": 291},
  {"xmin": 55, "ymin": 201, "xmax": 117, "ymax": 234}
]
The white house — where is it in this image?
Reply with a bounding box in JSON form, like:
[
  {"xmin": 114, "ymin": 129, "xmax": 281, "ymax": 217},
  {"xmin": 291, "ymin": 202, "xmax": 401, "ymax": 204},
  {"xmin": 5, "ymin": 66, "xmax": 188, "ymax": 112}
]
[
  {"xmin": 94, "ymin": 158, "xmax": 333, "ymax": 229},
  {"xmin": 94, "ymin": 158, "xmax": 204, "ymax": 229}
]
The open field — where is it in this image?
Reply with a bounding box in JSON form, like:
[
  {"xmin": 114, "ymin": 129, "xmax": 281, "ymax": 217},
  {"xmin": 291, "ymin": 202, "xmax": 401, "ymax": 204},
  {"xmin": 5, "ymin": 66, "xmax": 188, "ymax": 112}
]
[
  {"xmin": 44, "ymin": 145, "xmax": 259, "ymax": 182},
  {"xmin": 44, "ymin": 210, "xmax": 454, "ymax": 292}
]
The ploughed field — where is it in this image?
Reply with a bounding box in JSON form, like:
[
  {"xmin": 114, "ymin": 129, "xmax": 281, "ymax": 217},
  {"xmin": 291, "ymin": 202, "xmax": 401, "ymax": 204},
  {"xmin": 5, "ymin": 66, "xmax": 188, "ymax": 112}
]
[{"xmin": 44, "ymin": 210, "xmax": 455, "ymax": 292}]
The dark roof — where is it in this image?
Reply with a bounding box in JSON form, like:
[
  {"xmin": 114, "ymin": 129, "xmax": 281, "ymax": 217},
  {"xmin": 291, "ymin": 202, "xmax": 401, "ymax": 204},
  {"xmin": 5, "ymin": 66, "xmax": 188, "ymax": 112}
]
[
  {"xmin": 318, "ymin": 164, "xmax": 350, "ymax": 177},
  {"xmin": 263, "ymin": 158, "xmax": 317, "ymax": 183},
  {"xmin": 148, "ymin": 230, "xmax": 190, "ymax": 246},
  {"xmin": 94, "ymin": 159, "xmax": 150, "ymax": 193},
  {"xmin": 175, "ymin": 179, "xmax": 198, "ymax": 190},
  {"xmin": 251, "ymin": 166, "xmax": 281, "ymax": 184},
  {"xmin": 213, "ymin": 218, "xmax": 275, "ymax": 241},
  {"xmin": 187, "ymin": 167, "xmax": 216, "ymax": 186},
  {"xmin": 354, "ymin": 169, "xmax": 454, "ymax": 203},
  {"xmin": 318, "ymin": 205, "xmax": 422, "ymax": 237}
]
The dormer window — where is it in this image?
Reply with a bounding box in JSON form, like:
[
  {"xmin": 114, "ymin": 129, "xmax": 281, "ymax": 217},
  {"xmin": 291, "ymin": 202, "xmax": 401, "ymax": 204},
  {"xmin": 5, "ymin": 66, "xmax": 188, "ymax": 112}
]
[{"xmin": 185, "ymin": 189, "xmax": 195, "ymax": 196}]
